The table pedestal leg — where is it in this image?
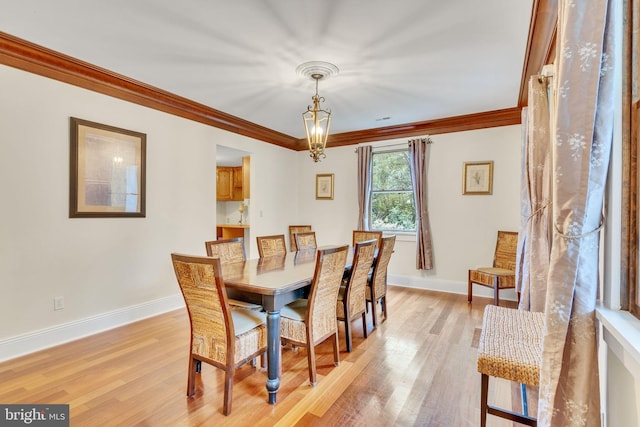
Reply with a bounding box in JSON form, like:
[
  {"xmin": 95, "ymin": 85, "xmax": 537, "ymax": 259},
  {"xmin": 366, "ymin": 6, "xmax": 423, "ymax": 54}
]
[{"xmin": 266, "ymin": 310, "xmax": 281, "ymax": 404}]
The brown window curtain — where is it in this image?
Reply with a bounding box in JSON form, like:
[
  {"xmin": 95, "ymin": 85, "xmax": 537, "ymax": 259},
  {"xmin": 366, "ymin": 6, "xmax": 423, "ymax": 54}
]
[
  {"xmin": 356, "ymin": 146, "xmax": 372, "ymax": 230},
  {"xmin": 409, "ymin": 138, "xmax": 434, "ymax": 270}
]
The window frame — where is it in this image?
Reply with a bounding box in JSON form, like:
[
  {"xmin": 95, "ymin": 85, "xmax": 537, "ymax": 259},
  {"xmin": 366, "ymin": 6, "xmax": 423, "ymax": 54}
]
[
  {"xmin": 368, "ymin": 148, "xmax": 417, "ymax": 233},
  {"xmin": 621, "ymin": 0, "xmax": 640, "ymax": 319}
]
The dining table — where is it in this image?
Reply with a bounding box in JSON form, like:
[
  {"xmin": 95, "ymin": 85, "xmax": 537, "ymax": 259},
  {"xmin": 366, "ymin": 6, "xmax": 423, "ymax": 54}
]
[{"xmin": 221, "ymin": 247, "xmax": 351, "ymax": 404}]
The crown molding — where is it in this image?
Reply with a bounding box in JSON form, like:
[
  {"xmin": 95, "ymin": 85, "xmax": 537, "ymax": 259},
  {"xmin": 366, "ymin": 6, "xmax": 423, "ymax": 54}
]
[
  {"xmin": 1, "ymin": 28, "xmax": 542, "ymax": 151},
  {"xmin": 518, "ymin": 0, "xmax": 558, "ymax": 107},
  {"xmin": 290, "ymin": 107, "xmax": 522, "ymax": 150},
  {"xmin": 0, "ymin": 31, "xmax": 298, "ymax": 149}
]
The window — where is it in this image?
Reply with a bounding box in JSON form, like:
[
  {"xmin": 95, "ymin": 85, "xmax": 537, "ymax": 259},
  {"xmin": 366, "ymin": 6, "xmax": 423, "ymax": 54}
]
[{"xmin": 369, "ymin": 149, "xmax": 416, "ymax": 232}]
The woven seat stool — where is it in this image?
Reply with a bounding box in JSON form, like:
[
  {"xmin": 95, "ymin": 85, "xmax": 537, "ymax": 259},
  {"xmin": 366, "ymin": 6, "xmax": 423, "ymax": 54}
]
[{"xmin": 477, "ymin": 304, "xmax": 544, "ymax": 427}]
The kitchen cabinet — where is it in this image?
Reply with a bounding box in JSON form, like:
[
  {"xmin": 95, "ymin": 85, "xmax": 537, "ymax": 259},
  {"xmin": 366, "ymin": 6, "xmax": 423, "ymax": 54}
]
[{"xmin": 216, "ymin": 156, "xmax": 250, "ymax": 201}]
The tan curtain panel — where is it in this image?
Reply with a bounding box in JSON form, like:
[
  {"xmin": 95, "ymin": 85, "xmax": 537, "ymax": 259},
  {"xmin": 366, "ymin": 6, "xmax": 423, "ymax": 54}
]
[
  {"xmin": 537, "ymin": 0, "xmax": 615, "ymax": 425},
  {"xmin": 516, "ymin": 77, "xmax": 552, "ymax": 313},
  {"xmin": 409, "ymin": 137, "xmax": 434, "ymax": 270},
  {"xmin": 356, "ymin": 146, "xmax": 372, "ymax": 230}
]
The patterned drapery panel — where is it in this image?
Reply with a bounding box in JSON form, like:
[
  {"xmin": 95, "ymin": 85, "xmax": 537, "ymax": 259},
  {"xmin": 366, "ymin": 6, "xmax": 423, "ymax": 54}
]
[{"xmin": 537, "ymin": 0, "xmax": 615, "ymax": 425}]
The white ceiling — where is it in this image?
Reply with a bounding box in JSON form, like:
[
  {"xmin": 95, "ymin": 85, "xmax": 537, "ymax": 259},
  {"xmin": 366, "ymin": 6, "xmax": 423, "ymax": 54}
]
[{"xmin": 1, "ymin": 0, "xmax": 533, "ymax": 139}]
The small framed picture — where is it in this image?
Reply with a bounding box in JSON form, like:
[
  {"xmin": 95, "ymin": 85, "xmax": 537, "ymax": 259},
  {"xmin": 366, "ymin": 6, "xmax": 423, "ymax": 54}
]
[
  {"xmin": 463, "ymin": 161, "xmax": 493, "ymax": 195},
  {"xmin": 69, "ymin": 117, "xmax": 146, "ymax": 217},
  {"xmin": 316, "ymin": 173, "xmax": 334, "ymax": 200}
]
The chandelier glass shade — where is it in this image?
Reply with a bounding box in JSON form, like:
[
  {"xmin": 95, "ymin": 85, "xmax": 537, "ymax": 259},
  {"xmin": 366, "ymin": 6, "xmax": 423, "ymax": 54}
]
[{"xmin": 302, "ymin": 74, "xmax": 331, "ymax": 162}]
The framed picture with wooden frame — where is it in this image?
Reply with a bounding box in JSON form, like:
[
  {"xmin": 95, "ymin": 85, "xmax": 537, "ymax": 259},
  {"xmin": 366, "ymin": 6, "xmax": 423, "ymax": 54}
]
[
  {"xmin": 69, "ymin": 117, "xmax": 146, "ymax": 218},
  {"xmin": 463, "ymin": 161, "xmax": 493, "ymax": 195},
  {"xmin": 315, "ymin": 173, "xmax": 334, "ymax": 200}
]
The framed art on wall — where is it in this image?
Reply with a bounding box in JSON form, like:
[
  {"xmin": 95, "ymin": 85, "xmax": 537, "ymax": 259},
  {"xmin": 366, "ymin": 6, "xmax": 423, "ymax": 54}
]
[
  {"xmin": 316, "ymin": 173, "xmax": 334, "ymax": 200},
  {"xmin": 463, "ymin": 161, "xmax": 493, "ymax": 195},
  {"xmin": 69, "ymin": 117, "xmax": 146, "ymax": 217}
]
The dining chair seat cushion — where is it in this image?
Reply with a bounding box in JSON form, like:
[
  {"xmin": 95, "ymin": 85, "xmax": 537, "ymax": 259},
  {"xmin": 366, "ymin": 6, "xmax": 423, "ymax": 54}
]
[
  {"xmin": 231, "ymin": 309, "xmax": 267, "ymax": 336},
  {"xmin": 280, "ymin": 299, "xmax": 308, "ymax": 322},
  {"xmin": 477, "ymin": 304, "xmax": 543, "ymax": 386},
  {"xmin": 228, "ymin": 299, "xmax": 263, "ymax": 311},
  {"xmin": 469, "ymin": 268, "xmax": 516, "ymax": 289}
]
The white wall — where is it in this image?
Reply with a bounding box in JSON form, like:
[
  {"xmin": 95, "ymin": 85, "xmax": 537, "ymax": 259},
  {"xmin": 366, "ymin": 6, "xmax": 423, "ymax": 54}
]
[
  {"xmin": 0, "ymin": 65, "xmax": 300, "ymax": 359},
  {"xmin": 0, "ymin": 63, "xmax": 521, "ymax": 360},
  {"xmin": 296, "ymin": 126, "xmax": 522, "ymax": 297}
]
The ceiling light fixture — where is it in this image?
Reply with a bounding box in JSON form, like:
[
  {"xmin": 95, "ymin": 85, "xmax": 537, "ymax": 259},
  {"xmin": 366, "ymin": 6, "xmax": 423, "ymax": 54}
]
[{"xmin": 297, "ymin": 61, "xmax": 338, "ymax": 162}]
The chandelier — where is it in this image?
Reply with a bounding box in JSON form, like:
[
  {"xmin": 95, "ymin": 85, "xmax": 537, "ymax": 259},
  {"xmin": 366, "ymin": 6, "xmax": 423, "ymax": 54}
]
[{"xmin": 298, "ymin": 62, "xmax": 338, "ymax": 162}]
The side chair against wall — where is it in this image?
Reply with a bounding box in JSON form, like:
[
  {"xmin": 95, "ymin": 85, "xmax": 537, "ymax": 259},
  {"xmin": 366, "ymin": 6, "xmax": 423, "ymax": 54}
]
[
  {"xmin": 352, "ymin": 230, "xmax": 383, "ymax": 248},
  {"xmin": 171, "ymin": 253, "xmax": 267, "ymax": 416},
  {"xmin": 256, "ymin": 234, "xmax": 287, "ymax": 258},
  {"xmin": 336, "ymin": 239, "xmax": 377, "ymax": 352},
  {"xmin": 279, "ymin": 245, "xmax": 349, "ymax": 386},
  {"xmin": 467, "ymin": 231, "xmax": 518, "ymax": 306},
  {"xmin": 366, "ymin": 235, "xmax": 396, "ymax": 328},
  {"xmin": 204, "ymin": 238, "xmax": 262, "ymax": 311},
  {"xmin": 289, "ymin": 225, "xmax": 312, "ymax": 252},
  {"xmin": 294, "ymin": 231, "xmax": 317, "ymax": 252}
]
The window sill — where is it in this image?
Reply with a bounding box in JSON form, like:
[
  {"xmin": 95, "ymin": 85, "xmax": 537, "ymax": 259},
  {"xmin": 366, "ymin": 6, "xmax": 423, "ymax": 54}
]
[
  {"xmin": 596, "ymin": 303, "xmax": 640, "ymax": 380},
  {"xmin": 382, "ymin": 231, "xmax": 415, "ymax": 242}
]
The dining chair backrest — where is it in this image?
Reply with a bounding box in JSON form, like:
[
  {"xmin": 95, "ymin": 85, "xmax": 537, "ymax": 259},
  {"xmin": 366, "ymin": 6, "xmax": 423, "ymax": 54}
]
[
  {"xmin": 307, "ymin": 245, "xmax": 350, "ymax": 342},
  {"xmin": 256, "ymin": 234, "xmax": 287, "ymax": 258},
  {"xmin": 352, "ymin": 230, "xmax": 383, "ymax": 248},
  {"xmin": 493, "ymin": 231, "xmax": 518, "ymax": 270},
  {"xmin": 344, "ymin": 239, "xmax": 377, "ymax": 319},
  {"xmin": 370, "ymin": 235, "xmax": 396, "ymax": 301},
  {"xmin": 172, "ymin": 253, "xmax": 233, "ymax": 365},
  {"xmin": 294, "ymin": 231, "xmax": 317, "ymax": 251},
  {"xmin": 289, "ymin": 225, "xmax": 312, "ymax": 252},
  {"xmin": 204, "ymin": 238, "xmax": 246, "ymax": 263}
]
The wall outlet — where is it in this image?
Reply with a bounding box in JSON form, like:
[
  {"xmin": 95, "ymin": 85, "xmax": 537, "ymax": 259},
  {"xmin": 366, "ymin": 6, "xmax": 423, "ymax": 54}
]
[{"xmin": 53, "ymin": 296, "xmax": 64, "ymax": 311}]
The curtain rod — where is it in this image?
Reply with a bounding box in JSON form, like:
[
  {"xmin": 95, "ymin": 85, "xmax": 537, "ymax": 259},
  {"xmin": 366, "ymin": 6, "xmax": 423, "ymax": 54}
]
[{"xmin": 353, "ymin": 137, "xmax": 432, "ymax": 153}]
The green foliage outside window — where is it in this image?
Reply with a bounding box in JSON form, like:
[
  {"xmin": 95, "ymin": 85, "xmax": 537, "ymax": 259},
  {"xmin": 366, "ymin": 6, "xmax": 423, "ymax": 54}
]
[{"xmin": 370, "ymin": 150, "xmax": 416, "ymax": 231}]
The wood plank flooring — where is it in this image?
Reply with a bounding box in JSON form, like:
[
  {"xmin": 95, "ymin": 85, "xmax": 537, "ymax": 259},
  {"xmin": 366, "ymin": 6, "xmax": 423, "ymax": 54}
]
[{"xmin": 0, "ymin": 287, "xmax": 534, "ymax": 426}]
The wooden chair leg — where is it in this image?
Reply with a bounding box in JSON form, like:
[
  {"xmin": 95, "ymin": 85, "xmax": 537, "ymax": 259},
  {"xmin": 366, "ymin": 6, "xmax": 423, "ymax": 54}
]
[
  {"xmin": 381, "ymin": 295, "xmax": 387, "ymax": 321},
  {"xmin": 345, "ymin": 315, "xmax": 353, "ymax": 352},
  {"xmin": 332, "ymin": 332, "xmax": 340, "ymax": 366},
  {"xmin": 222, "ymin": 368, "xmax": 234, "ymax": 415},
  {"xmin": 493, "ymin": 276, "xmax": 500, "ymax": 306},
  {"xmin": 468, "ymin": 271, "xmax": 473, "ymax": 303},
  {"xmin": 361, "ymin": 312, "xmax": 368, "ymax": 338},
  {"xmin": 370, "ymin": 288, "xmax": 378, "ymax": 328},
  {"xmin": 307, "ymin": 344, "xmax": 317, "ymax": 386},
  {"xmin": 480, "ymin": 373, "xmax": 489, "ymax": 427},
  {"xmin": 187, "ymin": 356, "xmax": 198, "ymax": 397}
]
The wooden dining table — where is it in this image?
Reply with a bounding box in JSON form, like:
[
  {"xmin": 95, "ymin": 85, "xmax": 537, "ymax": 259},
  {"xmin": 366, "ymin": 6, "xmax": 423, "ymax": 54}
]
[{"xmin": 221, "ymin": 247, "xmax": 350, "ymax": 404}]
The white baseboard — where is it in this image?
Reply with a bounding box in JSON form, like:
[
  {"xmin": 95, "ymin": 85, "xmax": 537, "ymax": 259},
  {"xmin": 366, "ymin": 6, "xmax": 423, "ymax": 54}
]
[
  {"xmin": 388, "ymin": 274, "xmax": 518, "ymax": 301},
  {"xmin": 0, "ymin": 294, "xmax": 184, "ymax": 363},
  {"xmin": 0, "ymin": 278, "xmax": 515, "ymax": 363}
]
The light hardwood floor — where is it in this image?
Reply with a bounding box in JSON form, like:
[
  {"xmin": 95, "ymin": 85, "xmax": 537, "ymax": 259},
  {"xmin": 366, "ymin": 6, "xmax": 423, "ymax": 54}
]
[{"xmin": 0, "ymin": 287, "xmax": 533, "ymax": 426}]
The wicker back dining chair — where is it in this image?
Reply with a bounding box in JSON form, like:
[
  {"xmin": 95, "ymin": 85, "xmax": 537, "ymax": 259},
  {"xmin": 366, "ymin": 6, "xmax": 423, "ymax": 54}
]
[
  {"xmin": 256, "ymin": 234, "xmax": 287, "ymax": 258},
  {"xmin": 289, "ymin": 225, "xmax": 312, "ymax": 252},
  {"xmin": 171, "ymin": 253, "xmax": 267, "ymax": 416},
  {"xmin": 294, "ymin": 231, "xmax": 317, "ymax": 252},
  {"xmin": 337, "ymin": 239, "xmax": 377, "ymax": 352},
  {"xmin": 205, "ymin": 238, "xmax": 246, "ymax": 262},
  {"xmin": 352, "ymin": 230, "xmax": 383, "ymax": 248},
  {"xmin": 366, "ymin": 235, "xmax": 396, "ymax": 328},
  {"xmin": 467, "ymin": 231, "xmax": 518, "ymax": 306},
  {"xmin": 204, "ymin": 238, "xmax": 261, "ymax": 311},
  {"xmin": 279, "ymin": 245, "xmax": 349, "ymax": 386}
]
